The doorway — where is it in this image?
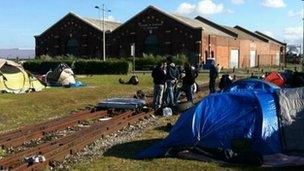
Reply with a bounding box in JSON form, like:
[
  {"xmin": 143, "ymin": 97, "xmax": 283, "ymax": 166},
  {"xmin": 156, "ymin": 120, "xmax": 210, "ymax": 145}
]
[
  {"xmin": 229, "ymin": 50, "xmax": 239, "ymax": 68},
  {"xmin": 250, "ymin": 50, "xmax": 256, "ymax": 67}
]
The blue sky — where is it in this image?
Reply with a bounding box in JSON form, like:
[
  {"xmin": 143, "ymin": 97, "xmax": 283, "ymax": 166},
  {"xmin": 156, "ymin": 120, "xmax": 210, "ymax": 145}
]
[{"xmin": 0, "ymin": 0, "xmax": 302, "ymax": 49}]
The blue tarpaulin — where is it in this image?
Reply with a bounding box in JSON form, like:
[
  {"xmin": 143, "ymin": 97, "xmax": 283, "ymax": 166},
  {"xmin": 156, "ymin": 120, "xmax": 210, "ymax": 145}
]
[
  {"xmin": 224, "ymin": 79, "xmax": 280, "ymax": 93},
  {"xmin": 137, "ymin": 81, "xmax": 282, "ymax": 159}
]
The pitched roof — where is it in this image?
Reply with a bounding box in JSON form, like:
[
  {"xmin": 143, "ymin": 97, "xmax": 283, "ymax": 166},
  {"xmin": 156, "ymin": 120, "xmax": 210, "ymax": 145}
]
[
  {"xmin": 233, "ymin": 26, "xmax": 269, "ymax": 42},
  {"xmin": 37, "ymin": 12, "xmax": 121, "ymax": 37},
  {"xmin": 113, "ymin": 5, "xmax": 202, "ymax": 32},
  {"xmin": 83, "ymin": 17, "xmax": 121, "ymax": 32},
  {"xmin": 112, "ymin": 5, "xmax": 233, "ymax": 38},
  {"xmin": 195, "ymin": 16, "xmax": 238, "ymax": 38},
  {"xmin": 255, "ymin": 31, "xmax": 286, "ymax": 46},
  {"xmin": 222, "ymin": 26, "xmax": 263, "ymax": 41},
  {"xmin": 171, "ymin": 14, "xmax": 234, "ymax": 37}
]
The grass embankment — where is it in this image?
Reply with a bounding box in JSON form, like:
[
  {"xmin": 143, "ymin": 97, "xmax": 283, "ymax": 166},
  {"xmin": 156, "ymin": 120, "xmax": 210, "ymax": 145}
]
[
  {"xmin": 0, "ymin": 73, "xmax": 208, "ymax": 132},
  {"xmin": 0, "ymin": 74, "xmax": 149, "ymax": 132},
  {"xmin": 0, "ymin": 71, "xmax": 264, "ymax": 171}
]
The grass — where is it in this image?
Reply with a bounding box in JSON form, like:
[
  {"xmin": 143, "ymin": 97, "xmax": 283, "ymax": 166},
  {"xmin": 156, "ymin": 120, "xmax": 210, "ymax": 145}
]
[
  {"xmin": 71, "ymin": 115, "xmax": 264, "ymax": 171},
  {"xmin": 0, "ymin": 70, "xmax": 278, "ymax": 170},
  {"xmin": 0, "ymin": 73, "xmax": 208, "ymax": 132}
]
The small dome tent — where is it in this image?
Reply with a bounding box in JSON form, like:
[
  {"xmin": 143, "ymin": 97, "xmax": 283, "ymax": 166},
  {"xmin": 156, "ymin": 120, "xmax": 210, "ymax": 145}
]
[
  {"xmin": 0, "ymin": 59, "xmax": 45, "ymax": 94},
  {"xmin": 45, "ymin": 63, "xmax": 79, "ymax": 87}
]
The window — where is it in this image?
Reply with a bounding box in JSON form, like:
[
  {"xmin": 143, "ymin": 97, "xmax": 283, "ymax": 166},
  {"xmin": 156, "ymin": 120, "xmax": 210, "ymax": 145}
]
[{"xmin": 66, "ymin": 38, "xmax": 79, "ymax": 56}]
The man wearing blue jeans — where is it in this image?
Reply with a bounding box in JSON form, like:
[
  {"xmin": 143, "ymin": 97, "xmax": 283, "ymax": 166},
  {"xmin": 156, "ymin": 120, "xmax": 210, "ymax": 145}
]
[
  {"xmin": 152, "ymin": 62, "xmax": 166, "ymax": 109},
  {"xmin": 165, "ymin": 57, "xmax": 178, "ymax": 107}
]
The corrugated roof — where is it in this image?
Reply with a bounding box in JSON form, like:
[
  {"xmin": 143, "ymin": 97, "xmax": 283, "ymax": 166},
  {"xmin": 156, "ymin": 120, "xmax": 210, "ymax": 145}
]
[
  {"xmin": 112, "ymin": 5, "xmax": 233, "ymax": 38},
  {"xmin": 223, "ymin": 26, "xmax": 268, "ymax": 42},
  {"xmin": 223, "ymin": 26, "xmax": 258, "ymax": 40},
  {"xmin": 171, "ymin": 14, "xmax": 234, "ymax": 38},
  {"xmin": 255, "ymin": 31, "xmax": 286, "ymax": 46},
  {"xmin": 83, "ymin": 17, "xmax": 121, "ymax": 32},
  {"xmin": 37, "ymin": 12, "xmax": 121, "ymax": 37}
]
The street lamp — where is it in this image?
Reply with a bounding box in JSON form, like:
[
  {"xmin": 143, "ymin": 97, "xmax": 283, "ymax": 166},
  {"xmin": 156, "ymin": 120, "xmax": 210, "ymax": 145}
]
[
  {"xmin": 95, "ymin": 4, "xmax": 111, "ymax": 61},
  {"xmin": 302, "ymin": 0, "xmax": 304, "ymax": 58}
]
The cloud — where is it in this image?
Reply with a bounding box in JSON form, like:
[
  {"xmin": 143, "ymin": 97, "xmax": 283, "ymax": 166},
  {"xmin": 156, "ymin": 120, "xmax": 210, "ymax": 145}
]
[
  {"xmin": 283, "ymin": 26, "xmax": 303, "ymax": 44},
  {"xmin": 226, "ymin": 9, "xmax": 235, "ymax": 14},
  {"xmin": 177, "ymin": 2, "xmax": 196, "ymax": 15},
  {"xmin": 262, "ymin": 0, "xmax": 286, "ymax": 8},
  {"xmin": 288, "ymin": 10, "xmax": 303, "ymax": 18},
  {"xmin": 231, "ymin": 0, "xmax": 245, "ymax": 5},
  {"xmin": 176, "ymin": 0, "xmax": 224, "ymax": 15}
]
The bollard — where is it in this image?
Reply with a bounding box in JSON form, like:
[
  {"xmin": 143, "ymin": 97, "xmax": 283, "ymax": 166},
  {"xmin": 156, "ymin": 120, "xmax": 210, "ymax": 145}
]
[
  {"xmin": 233, "ymin": 74, "xmax": 236, "ymax": 80},
  {"xmin": 233, "ymin": 67, "xmax": 235, "ymax": 73},
  {"xmin": 261, "ymin": 69, "xmax": 264, "ymax": 74},
  {"xmin": 295, "ymin": 66, "xmax": 297, "ymax": 72}
]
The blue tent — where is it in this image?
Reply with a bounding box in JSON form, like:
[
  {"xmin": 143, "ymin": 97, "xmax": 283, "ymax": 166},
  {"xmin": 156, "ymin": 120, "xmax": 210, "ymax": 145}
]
[
  {"xmin": 224, "ymin": 79, "xmax": 280, "ymax": 93},
  {"xmin": 137, "ymin": 81, "xmax": 282, "ymax": 159}
]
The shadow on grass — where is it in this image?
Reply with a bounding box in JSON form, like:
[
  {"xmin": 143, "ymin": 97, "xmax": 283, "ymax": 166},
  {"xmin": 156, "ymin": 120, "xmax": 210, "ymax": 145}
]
[
  {"xmin": 103, "ymin": 138, "xmax": 161, "ymax": 159},
  {"xmin": 153, "ymin": 125, "xmax": 172, "ymax": 132}
]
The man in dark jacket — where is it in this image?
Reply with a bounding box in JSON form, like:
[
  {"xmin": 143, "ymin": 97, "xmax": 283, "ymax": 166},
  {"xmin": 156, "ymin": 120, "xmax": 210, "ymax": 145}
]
[
  {"xmin": 152, "ymin": 61, "xmax": 166, "ymax": 109},
  {"xmin": 209, "ymin": 60, "xmax": 218, "ymax": 93},
  {"xmin": 175, "ymin": 62, "xmax": 196, "ymax": 103},
  {"xmin": 164, "ymin": 56, "xmax": 178, "ymax": 107}
]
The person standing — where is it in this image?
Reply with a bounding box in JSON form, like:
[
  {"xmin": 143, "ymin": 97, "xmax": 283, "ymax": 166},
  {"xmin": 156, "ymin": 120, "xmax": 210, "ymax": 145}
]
[
  {"xmin": 175, "ymin": 62, "xmax": 196, "ymax": 103},
  {"xmin": 151, "ymin": 62, "xmax": 166, "ymax": 109},
  {"xmin": 165, "ymin": 56, "xmax": 178, "ymax": 107},
  {"xmin": 209, "ymin": 60, "xmax": 218, "ymax": 93}
]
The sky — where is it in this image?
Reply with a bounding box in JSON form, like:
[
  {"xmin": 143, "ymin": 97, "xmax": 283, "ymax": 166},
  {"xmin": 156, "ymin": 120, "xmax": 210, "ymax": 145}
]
[{"xmin": 0, "ymin": 0, "xmax": 302, "ymax": 49}]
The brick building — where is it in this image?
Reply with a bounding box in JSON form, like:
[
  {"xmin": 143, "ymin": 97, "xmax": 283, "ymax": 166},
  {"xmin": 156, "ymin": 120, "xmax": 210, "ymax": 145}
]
[
  {"xmin": 35, "ymin": 12, "xmax": 121, "ymax": 57},
  {"xmin": 35, "ymin": 5, "xmax": 286, "ymax": 68}
]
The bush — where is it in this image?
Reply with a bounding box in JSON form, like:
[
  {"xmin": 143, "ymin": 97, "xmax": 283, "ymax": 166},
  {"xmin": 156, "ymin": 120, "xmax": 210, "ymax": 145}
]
[{"xmin": 23, "ymin": 59, "xmax": 131, "ymax": 75}]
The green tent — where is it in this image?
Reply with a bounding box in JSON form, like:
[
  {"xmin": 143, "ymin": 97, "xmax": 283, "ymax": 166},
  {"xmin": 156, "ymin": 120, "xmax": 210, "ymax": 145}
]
[{"xmin": 0, "ymin": 59, "xmax": 45, "ymax": 94}]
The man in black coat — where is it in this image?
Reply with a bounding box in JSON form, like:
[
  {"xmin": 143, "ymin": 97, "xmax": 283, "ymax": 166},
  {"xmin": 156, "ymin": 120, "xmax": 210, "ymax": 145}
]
[
  {"xmin": 209, "ymin": 60, "xmax": 219, "ymax": 93},
  {"xmin": 164, "ymin": 56, "xmax": 179, "ymax": 106},
  {"xmin": 152, "ymin": 61, "xmax": 166, "ymax": 109},
  {"xmin": 175, "ymin": 62, "xmax": 196, "ymax": 103}
]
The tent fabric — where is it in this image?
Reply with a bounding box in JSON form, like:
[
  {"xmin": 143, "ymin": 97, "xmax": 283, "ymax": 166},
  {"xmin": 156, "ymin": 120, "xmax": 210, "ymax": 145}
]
[
  {"xmin": 224, "ymin": 79, "xmax": 280, "ymax": 93},
  {"xmin": 0, "ymin": 59, "xmax": 20, "ymax": 68},
  {"xmin": 278, "ymin": 88, "xmax": 304, "ymax": 153},
  {"xmin": 137, "ymin": 91, "xmax": 282, "ymax": 159},
  {"xmin": 265, "ymin": 72, "xmax": 285, "ymax": 87},
  {"xmin": 46, "ymin": 63, "xmax": 76, "ymax": 86},
  {"xmin": 0, "ymin": 59, "xmax": 45, "ymax": 94}
]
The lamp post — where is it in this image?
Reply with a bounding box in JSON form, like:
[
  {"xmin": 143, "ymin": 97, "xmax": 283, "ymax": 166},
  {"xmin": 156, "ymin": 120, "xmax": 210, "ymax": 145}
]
[
  {"xmin": 95, "ymin": 4, "xmax": 110, "ymax": 61},
  {"xmin": 302, "ymin": 0, "xmax": 304, "ymax": 58}
]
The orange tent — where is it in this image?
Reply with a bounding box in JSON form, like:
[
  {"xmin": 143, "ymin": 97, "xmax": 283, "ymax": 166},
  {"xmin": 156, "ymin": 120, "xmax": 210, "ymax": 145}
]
[{"xmin": 264, "ymin": 72, "xmax": 285, "ymax": 87}]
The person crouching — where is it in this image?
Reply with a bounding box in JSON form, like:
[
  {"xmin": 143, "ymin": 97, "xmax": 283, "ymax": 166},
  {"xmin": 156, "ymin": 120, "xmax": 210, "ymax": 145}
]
[{"xmin": 152, "ymin": 61, "xmax": 166, "ymax": 109}]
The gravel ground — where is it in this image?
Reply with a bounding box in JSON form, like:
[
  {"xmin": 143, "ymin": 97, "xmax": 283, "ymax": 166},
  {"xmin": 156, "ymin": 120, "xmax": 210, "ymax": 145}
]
[{"xmin": 52, "ymin": 114, "xmax": 161, "ymax": 170}]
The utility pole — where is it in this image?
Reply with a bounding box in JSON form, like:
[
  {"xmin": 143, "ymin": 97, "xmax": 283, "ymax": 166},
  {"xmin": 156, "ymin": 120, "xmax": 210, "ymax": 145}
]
[
  {"xmin": 95, "ymin": 4, "xmax": 110, "ymax": 61},
  {"xmin": 102, "ymin": 4, "xmax": 106, "ymax": 62},
  {"xmin": 302, "ymin": 0, "xmax": 304, "ymax": 58}
]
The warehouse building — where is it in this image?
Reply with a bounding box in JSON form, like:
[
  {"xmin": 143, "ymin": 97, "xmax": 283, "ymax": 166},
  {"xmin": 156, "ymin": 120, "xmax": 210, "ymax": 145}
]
[
  {"xmin": 35, "ymin": 5, "xmax": 286, "ymax": 68},
  {"xmin": 35, "ymin": 12, "xmax": 121, "ymax": 57}
]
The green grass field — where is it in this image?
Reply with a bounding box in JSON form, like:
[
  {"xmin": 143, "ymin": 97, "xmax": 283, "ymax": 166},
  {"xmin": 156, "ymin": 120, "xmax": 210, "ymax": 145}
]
[
  {"xmin": 0, "ymin": 73, "xmax": 207, "ymax": 131},
  {"xmin": 0, "ymin": 70, "xmax": 284, "ymax": 170}
]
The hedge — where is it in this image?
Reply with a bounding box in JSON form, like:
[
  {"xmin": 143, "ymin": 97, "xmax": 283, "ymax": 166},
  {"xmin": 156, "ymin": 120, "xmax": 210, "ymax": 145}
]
[
  {"xmin": 125, "ymin": 54, "xmax": 188, "ymax": 70},
  {"xmin": 25, "ymin": 54, "xmax": 188, "ymax": 74},
  {"xmin": 23, "ymin": 60, "xmax": 131, "ymax": 75}
]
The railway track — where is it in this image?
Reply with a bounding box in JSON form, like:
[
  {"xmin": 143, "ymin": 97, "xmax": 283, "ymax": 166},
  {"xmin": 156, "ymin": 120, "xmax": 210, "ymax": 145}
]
[
  {"xmin": 0, "ymin": 78, "xmax": 242, "ymax": 171},
  {"xmin": 0, "ymin": 109, "xmax": 152, "ymax": 170}
]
